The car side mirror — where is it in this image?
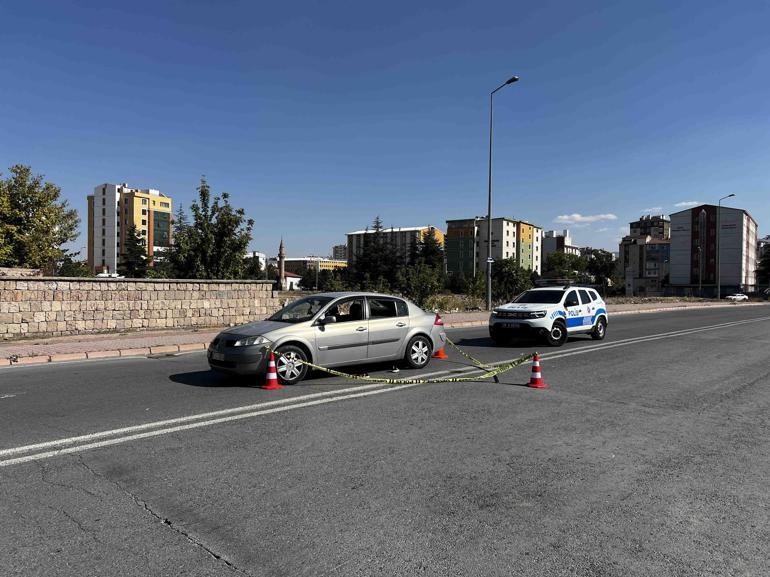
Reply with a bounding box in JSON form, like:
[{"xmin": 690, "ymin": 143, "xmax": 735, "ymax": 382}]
[{"xmin": 319, "ymin": 315, "xmax": 337, "ymax": 325}]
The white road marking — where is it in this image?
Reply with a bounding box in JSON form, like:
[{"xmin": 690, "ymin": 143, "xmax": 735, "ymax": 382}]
[
  {"xmin": 2, "ymin": 314, "xmax": 768, "ymax": 467},
  {"xmin": 0, "ymin": 383, "xmax": 423, "ymax": 467}
]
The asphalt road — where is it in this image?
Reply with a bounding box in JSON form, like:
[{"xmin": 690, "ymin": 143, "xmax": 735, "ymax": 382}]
[{"xmin": 2, "ymin": 305, "xmax": 769, "ymax": 576}]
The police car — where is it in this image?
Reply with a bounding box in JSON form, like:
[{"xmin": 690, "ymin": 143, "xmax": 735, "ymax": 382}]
[{"xmin": 489, "ymin": 286, "xmax": 608, "ymax": 347}]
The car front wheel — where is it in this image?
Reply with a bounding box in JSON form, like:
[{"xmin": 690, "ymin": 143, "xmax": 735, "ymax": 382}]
[
  {"xmin": 591, "ymin": 317, "xmax": 607, "ymax": 340},
  {"xmin": 274, "ymin": 345, "xmax": 309, "ymax": 385},
  {"xmin": 545, "ymin": 321, "xmax": 568, "ymax": 347},
  {"xmin": 404, "ymin": 335, "xmax": 432, "ymax": 369}
]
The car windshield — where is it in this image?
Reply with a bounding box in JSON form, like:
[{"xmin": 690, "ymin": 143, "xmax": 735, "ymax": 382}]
[
  {"xmin": 268, "ymin": 296, "xmax": 334, "ymax": 323},
  {"xmin": 513, "ymin": 290, "xmax": 565, "ymax": 304}
]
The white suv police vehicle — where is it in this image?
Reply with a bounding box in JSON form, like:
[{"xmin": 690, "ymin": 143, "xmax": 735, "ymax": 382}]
[{"xmin": 489, "ymin": 286, "xmax": 608, "ymax": 347}]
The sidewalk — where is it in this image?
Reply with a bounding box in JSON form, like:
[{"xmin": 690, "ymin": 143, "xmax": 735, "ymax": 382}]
[{"xmin": 1, "ymin": 301, "xmax": 766, "ymax": 366}]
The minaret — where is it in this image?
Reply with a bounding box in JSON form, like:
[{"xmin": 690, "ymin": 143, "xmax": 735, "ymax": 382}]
[{"xmin": 278, "ymin": 238, "xmax": 286, "ymax": 290}]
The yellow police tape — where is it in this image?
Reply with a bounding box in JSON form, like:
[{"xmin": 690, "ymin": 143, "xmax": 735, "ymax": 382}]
[
  {"xmin": 444, "ymin": 337, "xmax": 492, "ymax": 369},
  {"xmin": 270, "ymin": 340, "xmax": 536, "ymax": 385}
]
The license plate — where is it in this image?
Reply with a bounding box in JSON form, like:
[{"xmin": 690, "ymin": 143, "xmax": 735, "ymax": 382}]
[
  {"xmin": 502, "ymin": 322, "xmax": 520, "ymax": 329},
  {"xmin": 211, "ymin": 352, "xmax": 225, "ymax": 361}
]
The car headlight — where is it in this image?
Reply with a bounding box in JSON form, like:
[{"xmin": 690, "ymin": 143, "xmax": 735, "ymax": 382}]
[
  {"xmin": 527, "ymin": 311, "xmax": 547, "ymax": 319},
  {"xmin": 233, "ymin": 335, "xmax": 271, "ymax": 347},
  {"xmin": 490, "ymin": 311, "xmax": 498, "ymax": 317}
]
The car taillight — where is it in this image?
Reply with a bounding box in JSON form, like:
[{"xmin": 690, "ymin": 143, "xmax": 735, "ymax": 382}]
[{"xmin": 434, "ymin": 313, "xmax": 444, "ymax": 326}]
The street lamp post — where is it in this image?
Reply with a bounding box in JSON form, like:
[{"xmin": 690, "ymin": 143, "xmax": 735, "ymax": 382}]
[
  {"xmin": 716, "ymin": 193, "xmax": 735, "ymax": 300},
  {"xmin": 486, "ymin": 74, "xmax": 519, "ymax": 311}
]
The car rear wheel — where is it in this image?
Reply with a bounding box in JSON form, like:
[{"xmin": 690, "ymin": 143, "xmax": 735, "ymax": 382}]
[
  {"xmin": 404, "ymin": 335, "xmax": 432, "ymax": 369},
  {"xmin": 275, "ymin": 345, "xmax": 309, "ymax": 385},
  {"xmin": 545, "ymin": 321, "xmax": 567, "ymax": 347},
  {"xmin": 591, "ymin": 317, "xmax": 607, "ymax": 340}
]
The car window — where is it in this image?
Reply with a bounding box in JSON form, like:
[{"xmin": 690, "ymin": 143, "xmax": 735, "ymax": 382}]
[
  {"xmin": 369, "ymin": 298, "xmax": 398, "ymax": 319},
  {"xmin": 579, "ymin": 289, "xmax": 592, "ymax": 305},
  {"xmin": 396, "ymin": 299, "xmax": 409, "ymax": 317},
  {"xmin": 268, "ymin": 296, "xmax": 334, "ymax": 323},
  {"xmin": 514, "ymin": 290, "xmax": 564, "ymax": 304},
  {"xmin": 564, "ymin": 290, "xmax": 579, "ymax": 307},
  {"xmin": 589, "ymin": 290, "xmax": 600, "ymax": 301},
  {"xmin": 325, "ymin": 298, "xmax": 365, "ymax": 323}
]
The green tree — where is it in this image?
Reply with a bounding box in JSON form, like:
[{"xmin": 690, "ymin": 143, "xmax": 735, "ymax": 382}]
[
  {"xmin": 543, "ymin": 252, "xmax": 588, "ymax": 280},
  {"xmin": 168, "ymin": 178, "xmax": 254, "ymax": 279},
  {"xmin": 419, "ymin": 228, "xmax": 444, "ymax": 270},
  {"xmin": 396, "ymin": 262, "xmax": 443, "ymax": 306},
  {"xmin": 583, "ymin": 248, "xmax": 616, "ymax": 286},
  {"xmin": 350, "ymin": 217, "xmax": 400, "ymax": 290},
  {"xmin": 300, "ymin": 265, "xmax": 319, "ymax": 290},
  {"xmin": 243, "ymin": 255, "xmax": 263, "ymax": 280},
  {"xmin": 118, "ymin": 225, "xmax": 148, "ymax": 278},
  {"xmin": 0, "ymin": 182, "xmax": 11, "ymax": 264},
  {"xmin": 0, "ymin": 164, "xmax": 79, "ymax": 269},
  {"xmin": 757, "ymin": 251, "xmax": 770, "ymax": 288},
  {"xmin": 491, "ymin": 258, "xmax": 533, "ymax": 303},
  {"xmin": 55, "ymin": 249, "xmax": 91, "ymax": 277}
]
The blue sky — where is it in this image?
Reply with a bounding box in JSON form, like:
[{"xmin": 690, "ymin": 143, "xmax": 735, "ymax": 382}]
[{"xmin": 2, "ymin": 0, "xmax": 769, "ymax": 256}]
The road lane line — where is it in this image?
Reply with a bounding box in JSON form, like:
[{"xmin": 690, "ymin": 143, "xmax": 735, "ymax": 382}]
[
  {"xmin": 2, "ymin": 314, "xmax": 767, "ymax": 466},
  {"xmin": 0, "ymin": 363, "xmax": 470, "ymax": 459},
  {"xmin": 0, "ymin": 382, "xmax": 424, "ymax": 467},
  {"xmin": 449, "ymin": 316, "xmax": 770, "ymax": 370},
  {"xmin": 0, "ymin": 383, "xmax": 393, "ymax": 458}
]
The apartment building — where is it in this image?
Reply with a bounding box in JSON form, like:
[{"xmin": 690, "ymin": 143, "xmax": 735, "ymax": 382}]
[
  {"xmin": 617, "ymin": 214, "xmax": 671, "ymax": 296},
  {"xmin": 87, "ymin": 183, "xmax": 172, "ymax": 273},
  {"xmin": 542, "ymin": 230, "xmax": 581, "ymax": 262},
  {"xmin": 346, "ymin": 226, "xmax": 445, "ymax": 266},
  {"xmin": 331, "ymin": 244, "xmax": 348, "ymax": 261},
  {"xmin": 670, "ymin": 204, "xmax": 758, "ymax": 295},
  {"xmin": 283, "ymin": 257, "xmax": 348, "ymax": 275},
  {"xmin": 446, "ymin": 217, "xmax": 542, "ymax": 276}
]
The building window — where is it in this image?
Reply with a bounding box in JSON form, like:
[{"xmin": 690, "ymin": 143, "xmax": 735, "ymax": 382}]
[
  {"xmin": 102, "ymin": 228, "xmax": 105, "ymax": 236},
  {"xmin": 102, "ymin": 208, "xmax": 106, "ymax": 216},
  {"xmin": 142, "ymin": 198, "xmax": 148, "ymax": 205},
  {"xmin": 141, "ymin": 219, "xmax": 147, "ymax": 226},
  {"xmin": 102, "ymin": 218, "xmax": 106, "ymax": 226},
  {"xmin": 102, "ymin": 238, "xmax": 105, "ymax": 246},
  {"xmin": 142, "ymin": 209, "xmax": 147, "ymax": 215},
  {"xmin": 101, "ymin": 249, "xmax": 105, "ymax": 257}
]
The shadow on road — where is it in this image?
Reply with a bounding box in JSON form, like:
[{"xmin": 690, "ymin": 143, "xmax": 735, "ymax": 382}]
[{"xmin": 169, "ymin": 370, "xmax": 254, "ymax": 388}]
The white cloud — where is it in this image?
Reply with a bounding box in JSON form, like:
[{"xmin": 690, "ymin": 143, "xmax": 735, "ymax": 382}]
[
  {"xmin": 674, "ymin": 201, "xmax": 701, "ymax": 208},
  {"xmin": 595, "ymin": 227, "xmax": 610, "ymax": 233},
  {"xmin": 642, "ymin": 206, "xmax": 663, "ymax": 213},
  {"xmin": 554, "ymin": 213, "xmax": 617, "ymax": 225}
]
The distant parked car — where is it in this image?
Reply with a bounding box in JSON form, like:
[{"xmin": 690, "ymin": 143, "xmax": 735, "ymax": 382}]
[
  {"xmin": 208, "ymin": 292, "xmax": 447, "ymax": 384},
  {"xmin": 725, "ymin": 293, "xmax": 749, "ymax": 302}
]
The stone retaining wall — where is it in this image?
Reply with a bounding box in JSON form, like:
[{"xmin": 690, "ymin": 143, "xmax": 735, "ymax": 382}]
[{"xmin": 0, "ymin": 278, "xmax": 283, "ymax": 339}]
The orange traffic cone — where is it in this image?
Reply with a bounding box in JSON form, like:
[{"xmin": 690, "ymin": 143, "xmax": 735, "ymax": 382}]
[
  {"xmin": 528, "ymin": 353, "xmax": 547, "ymax": 389},
  {"xmin": 432, "ymin": 347, "xmax": 449, "ymax": 359},
  {"xmin": 261, "ymin": 352, "xmax": 283, "ymax": 390}
]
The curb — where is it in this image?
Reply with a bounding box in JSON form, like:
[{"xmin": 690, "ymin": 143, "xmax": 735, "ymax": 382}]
[{"xmin": 1, "ymin": 302, "xmax": 766, "ymax": 368}]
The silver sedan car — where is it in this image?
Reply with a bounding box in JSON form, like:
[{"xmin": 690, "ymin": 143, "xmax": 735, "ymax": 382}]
[{"xmin": 207, "ymin": 292, "xmax": 447, "ymax": 384}]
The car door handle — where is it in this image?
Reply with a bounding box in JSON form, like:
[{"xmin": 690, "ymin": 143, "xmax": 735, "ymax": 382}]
[
  {"xmin": 396, "ymin": 322, "xmax": 407, "ymax": 327},
  {"xmin": 356, "ymin": 326, "xmax": 367, "ymax": 332}
]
